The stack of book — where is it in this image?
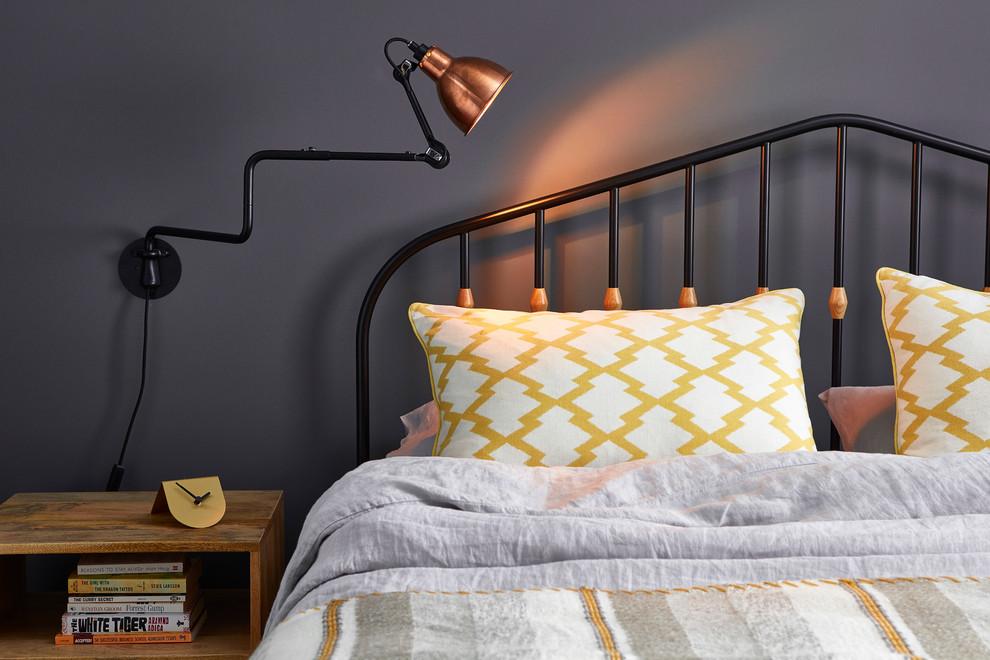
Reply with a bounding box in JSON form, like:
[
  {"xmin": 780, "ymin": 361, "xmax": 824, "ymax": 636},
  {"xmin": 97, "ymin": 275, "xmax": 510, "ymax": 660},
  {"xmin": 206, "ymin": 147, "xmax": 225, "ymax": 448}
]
[{"xmin": 55, "ymin": 552, "xmax": 206, "ymax": 646}]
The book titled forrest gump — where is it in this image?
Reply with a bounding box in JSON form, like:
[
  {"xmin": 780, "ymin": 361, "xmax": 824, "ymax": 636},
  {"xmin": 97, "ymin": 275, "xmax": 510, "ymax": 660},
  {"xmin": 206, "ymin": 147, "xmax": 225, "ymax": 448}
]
[
  {"xmin": 67, "ymin": 598, "xmax": 192, "ymax": 613},
  {"xmin": 67, "ymin": 556, "xmax": 202, "ymax": 594}
]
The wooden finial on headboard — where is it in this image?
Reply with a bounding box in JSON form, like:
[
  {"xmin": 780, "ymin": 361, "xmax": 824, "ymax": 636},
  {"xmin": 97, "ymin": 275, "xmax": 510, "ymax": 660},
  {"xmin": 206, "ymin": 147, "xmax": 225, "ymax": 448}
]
[
  {"xmin": 530, "ymin": 288, "xmax": 548, "ymax": 312},
  {"xmin": 604, "ymin": 287, "xmax": 622, "ymax": 311},
  {"xmin": 828, "ymin": 286, "xmax": 848, "ymax": 319},
  {"xmin": 678, "ymin": 287, "xmax": 697, "ymax": 308},
  {"xmin": 456, "ymin": 288, "xmax": 474, "ymax": 309}
]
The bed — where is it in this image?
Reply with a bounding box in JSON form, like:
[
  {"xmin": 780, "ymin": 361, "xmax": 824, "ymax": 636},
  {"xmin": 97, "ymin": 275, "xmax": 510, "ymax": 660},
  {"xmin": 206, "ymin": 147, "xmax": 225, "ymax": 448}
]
[{"xmin": 252, "ymin": 114, "xmax": 990, "ymax": 658}]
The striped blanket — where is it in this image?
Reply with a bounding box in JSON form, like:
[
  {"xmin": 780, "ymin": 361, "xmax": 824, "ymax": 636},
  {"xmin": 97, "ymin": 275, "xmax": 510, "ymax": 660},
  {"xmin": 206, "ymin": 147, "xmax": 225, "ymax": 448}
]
[{"xmin": 254, "ymin": 576, "xmax": 990, "ymax": 659}]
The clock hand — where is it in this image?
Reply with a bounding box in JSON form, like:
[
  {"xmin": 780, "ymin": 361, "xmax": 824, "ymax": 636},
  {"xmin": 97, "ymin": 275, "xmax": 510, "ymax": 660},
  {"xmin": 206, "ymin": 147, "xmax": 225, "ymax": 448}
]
[
  {"xmin": 176, "ymin": 482, "xmax": 210, "ymax": 505},
  {"xmin": 176, "ymin": 482, "xmax": 198, "ymax": 499}
]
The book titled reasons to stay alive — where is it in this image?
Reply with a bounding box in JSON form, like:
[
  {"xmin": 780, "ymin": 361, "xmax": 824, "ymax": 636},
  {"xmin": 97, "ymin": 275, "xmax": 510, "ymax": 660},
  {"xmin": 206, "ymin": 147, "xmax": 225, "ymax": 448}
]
[
  {"xmin": 61, "ymin": 596, "xmax": 205, "ymax": 634},
  {"xmin": 75, "ymin": 552, "xmax": 189, "ymax": 575},
  {"xmin": 54, "ymin": 614, "xmax": 206, "ymax": 645},
  {"xmin": 67, "ymin": 557, "xmax": 202, "ymax": 594}
]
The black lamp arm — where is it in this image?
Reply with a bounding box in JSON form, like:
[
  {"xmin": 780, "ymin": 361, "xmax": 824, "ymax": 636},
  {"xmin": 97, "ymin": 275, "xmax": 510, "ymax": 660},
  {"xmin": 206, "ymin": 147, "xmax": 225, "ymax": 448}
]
[
  {"xmin": 392, "ymin": 62, "xmax": 449, "ymax": 169},
  {"xmin": 146, "ymin": 148, "xmax": 433, "ymax": 247},
  {"xmin": 119, "ymin": 142, "xmax": 445, "ymax": 300},
  {"xmin": 385, "ymin": 37, "xmax": 450, "ymax": 170},
  {"xmin": 136, "ymin": 37, "xmax": 449, "ymax": 253}
]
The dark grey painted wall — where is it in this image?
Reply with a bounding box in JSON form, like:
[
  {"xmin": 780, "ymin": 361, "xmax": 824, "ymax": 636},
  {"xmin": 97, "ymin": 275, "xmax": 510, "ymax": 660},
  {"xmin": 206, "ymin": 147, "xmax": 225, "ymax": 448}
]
[{"xmin": 3, "ymin": 0, "xmax": 990, "ymax": 573}]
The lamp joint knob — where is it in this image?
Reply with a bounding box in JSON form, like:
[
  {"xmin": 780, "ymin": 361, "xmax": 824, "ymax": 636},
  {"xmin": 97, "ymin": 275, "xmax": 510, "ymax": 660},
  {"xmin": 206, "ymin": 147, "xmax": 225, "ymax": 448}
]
[
  {"xmin": 130, "ymin": 246, "xmax": 171, "ymax": 259},
  {"xmin": 396, "ymin": 60, "xmax": 416, "ymax": 80}
]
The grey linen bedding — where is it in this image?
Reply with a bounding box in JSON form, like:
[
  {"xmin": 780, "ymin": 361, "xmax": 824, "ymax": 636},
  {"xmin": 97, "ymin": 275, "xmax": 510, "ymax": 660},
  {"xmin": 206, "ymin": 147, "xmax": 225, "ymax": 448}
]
[{"xmin": 260, "ymin": 451, "xmax": 990, "ymax": 654}]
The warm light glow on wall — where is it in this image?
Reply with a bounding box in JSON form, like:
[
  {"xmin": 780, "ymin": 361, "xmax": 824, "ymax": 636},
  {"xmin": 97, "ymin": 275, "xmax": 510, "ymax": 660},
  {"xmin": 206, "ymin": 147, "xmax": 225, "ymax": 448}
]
[
  {"xmin": 472, "ymin": 25, "xmax": 771, "ymax": 309},
  {"xmin": 505, "ymin": 26, "xmax": 770, "ymax": 208}
]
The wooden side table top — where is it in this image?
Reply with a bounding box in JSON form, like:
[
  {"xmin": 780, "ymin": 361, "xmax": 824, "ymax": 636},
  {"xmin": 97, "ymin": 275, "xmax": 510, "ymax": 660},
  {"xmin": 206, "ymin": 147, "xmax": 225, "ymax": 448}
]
[{"xmin": 0, "ymin": 490, "xmax": 284, "ymax": 555}]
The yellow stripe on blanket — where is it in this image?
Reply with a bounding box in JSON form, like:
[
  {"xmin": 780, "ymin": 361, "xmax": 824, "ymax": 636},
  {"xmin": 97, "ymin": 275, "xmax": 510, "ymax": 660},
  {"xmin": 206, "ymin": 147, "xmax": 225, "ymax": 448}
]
[
  {"xmin": 581, "ymin": 586, "xmax": 620, "ymax": 660},
  {"xmin": 839, "ymin": 578, "xmax": 917, "ymax": 659},
  {"xmin": 318, "ymin": 599, "xmax": 343, "ymax": 660}
]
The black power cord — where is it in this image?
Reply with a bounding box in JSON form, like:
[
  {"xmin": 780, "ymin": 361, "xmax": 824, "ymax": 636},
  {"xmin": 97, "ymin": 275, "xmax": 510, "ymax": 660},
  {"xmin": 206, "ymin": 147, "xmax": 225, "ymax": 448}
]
[{"xmin": 106, "ymin": 286, "xmax": 152, "ymax": 491}]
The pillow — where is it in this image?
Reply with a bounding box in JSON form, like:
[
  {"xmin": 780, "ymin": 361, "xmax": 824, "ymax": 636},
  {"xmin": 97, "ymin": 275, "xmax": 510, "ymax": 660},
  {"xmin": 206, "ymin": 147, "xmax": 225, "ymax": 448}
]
[
  {"xmin": 409, "ymin": 290, "xmax": 816, "ymax": 467},
  {"xmin": 877, "ymin": 267, "xmax": 990, "ymax": 456},
  {"xmin": 386, "ymin": 401, "xmax": 438, "ymax": 458},
  {"xmin": 818, "ymin": 386, "xmax": 895, "ymax": 453}
]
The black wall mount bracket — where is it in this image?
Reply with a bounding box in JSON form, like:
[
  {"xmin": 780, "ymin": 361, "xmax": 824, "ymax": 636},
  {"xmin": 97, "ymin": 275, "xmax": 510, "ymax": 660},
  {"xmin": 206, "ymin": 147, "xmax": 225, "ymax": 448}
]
[{"xmin": 118, "ymin": 238, "xmax": 182, "ymax": 299}]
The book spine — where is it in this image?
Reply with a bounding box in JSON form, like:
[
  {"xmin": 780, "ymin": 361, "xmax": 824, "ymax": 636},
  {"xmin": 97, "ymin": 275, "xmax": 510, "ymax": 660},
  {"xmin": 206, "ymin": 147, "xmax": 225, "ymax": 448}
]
[
  {"xmin": 75, "ymin": 553, "xmax": 188, "ymax": 575},
  {"xmin": 67, "ymin": 601, "xmax": 188, "ymax": 613},
  {"xmin": 67, "ymin": 576, "xmax": 192, "ymax": 594},
  {"xmin": 61, "ymin": 612, "xmax": 195, "ymax": 634},
  {"xmin": 54, "ymin": 612, "xmax": 206, "ymax": 645},
  {"xmin": 76, "ymin": 561, "xmax": 184, "ymax": 575},
  {"xmin": 54, "ymin": 630, "xmax": 195, "ymax": 644},
  {"xmin": 68, "ymin": 593, "xmax": 191, "ymax": 604}
]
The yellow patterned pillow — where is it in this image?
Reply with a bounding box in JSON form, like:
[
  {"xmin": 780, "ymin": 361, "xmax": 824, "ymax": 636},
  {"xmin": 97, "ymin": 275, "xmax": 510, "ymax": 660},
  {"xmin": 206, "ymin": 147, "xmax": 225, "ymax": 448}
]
[
  {"xmin": 409, "ymin": 291, "xmax": 815, "ymax": 467},
  {"xmin": 877, "ymin": 267, "xmax": 990, "ymax": 456}
]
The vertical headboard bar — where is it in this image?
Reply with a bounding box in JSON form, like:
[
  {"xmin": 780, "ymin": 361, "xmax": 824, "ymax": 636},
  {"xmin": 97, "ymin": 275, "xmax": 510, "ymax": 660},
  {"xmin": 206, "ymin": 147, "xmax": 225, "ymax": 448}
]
[
  {"xmin": 680, "ymin": 165, "xmax": 698, "ymax": 308},
  {"xmin": 985, "ymin": 166, "xmax": 990, "ymax": 292},
  {"xmin": 910, "ymin": 142, "xmax": 924, "ymax": 275},
  {"xmin": 832, "ymin": 126, "xmax": 848, "ymax": 293},
  {"xmin": 534, "ymin": 210, "xmax": 546, "ymax": 289},
  {"xmin": 829, "ymin": 125, "xmax": 849, "ymax": 451},
  {"xmin": 756, "ymin": 142, "xmax": 772, "ymax": 294},
  {"xmin": 531, "ymin": 209, "xmax": 549, "ymax": 311},
  {"xmin": 605, "ymin": 188, "xmax": 622, "ymax": 310},
  {"xmin": 456, "ymin": 233, "xmax": 474, "ymax": 308}
]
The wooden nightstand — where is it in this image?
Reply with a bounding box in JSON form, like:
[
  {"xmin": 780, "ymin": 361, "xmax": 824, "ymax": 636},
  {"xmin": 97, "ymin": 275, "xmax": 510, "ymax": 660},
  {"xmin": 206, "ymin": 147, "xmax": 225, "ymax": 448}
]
[{"xmin": 0, "ymin": 490, "xmax": 284, "ymax": 659}]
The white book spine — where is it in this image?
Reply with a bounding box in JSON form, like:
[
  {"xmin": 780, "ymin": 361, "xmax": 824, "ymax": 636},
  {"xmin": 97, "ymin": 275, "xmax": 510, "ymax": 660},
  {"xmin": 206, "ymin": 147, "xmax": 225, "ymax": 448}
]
[
  {"xmin": 67, "ymin": 601, "xmax": 188, "ymax": 613},
  {"xmin": 68, "ymin": 593, "xmax": 190, "ymax": 604},
  {"xmin": 75, "ymin": 553, "xmax": 187, "ymax": 575},
  {"xmin": 76, "ymin": 562, "xmax": 185, "ymax": 575}
]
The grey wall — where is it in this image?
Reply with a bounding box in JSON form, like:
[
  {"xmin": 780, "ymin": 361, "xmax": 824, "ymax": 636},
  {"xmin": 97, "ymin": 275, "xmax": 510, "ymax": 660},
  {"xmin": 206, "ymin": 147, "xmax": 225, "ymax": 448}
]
[{"xmin": 4, "ymin": 0, "xmax": 990, "ymax": 569}]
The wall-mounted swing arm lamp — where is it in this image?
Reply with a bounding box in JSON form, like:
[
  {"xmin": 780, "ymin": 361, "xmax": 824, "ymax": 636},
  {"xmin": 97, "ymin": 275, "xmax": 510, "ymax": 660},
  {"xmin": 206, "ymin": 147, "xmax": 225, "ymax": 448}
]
[{"xmin": 109, "ymin": 37, "xmax": 511, "ymax": 491}]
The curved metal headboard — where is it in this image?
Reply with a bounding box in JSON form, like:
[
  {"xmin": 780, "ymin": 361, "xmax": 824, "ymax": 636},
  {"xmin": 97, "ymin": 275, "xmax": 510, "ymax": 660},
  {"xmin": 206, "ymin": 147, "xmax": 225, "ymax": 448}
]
[{"xmin": 355, "ymin": 113, "xmax": 990, "ymax": 464}]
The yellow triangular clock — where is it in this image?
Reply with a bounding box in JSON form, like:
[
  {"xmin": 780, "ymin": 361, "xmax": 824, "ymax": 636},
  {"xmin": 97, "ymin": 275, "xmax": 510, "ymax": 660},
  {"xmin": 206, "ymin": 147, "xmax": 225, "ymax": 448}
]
[{"xmin": 151, "ymin": 476, "xmax": 226, "ymax": 528}]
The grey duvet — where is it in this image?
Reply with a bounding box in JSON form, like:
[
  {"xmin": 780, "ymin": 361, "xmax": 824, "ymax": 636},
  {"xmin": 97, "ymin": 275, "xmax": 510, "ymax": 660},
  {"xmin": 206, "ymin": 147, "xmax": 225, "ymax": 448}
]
[{"xmin": 259, "ymin": 450, "xmax": 990, "ymax": 657}]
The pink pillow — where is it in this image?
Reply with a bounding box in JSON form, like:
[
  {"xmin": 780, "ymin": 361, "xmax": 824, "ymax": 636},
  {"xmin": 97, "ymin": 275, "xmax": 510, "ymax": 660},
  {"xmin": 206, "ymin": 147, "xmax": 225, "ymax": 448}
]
[
  {"xmin": 818, "ymin": 386, "xmax": 896, "ymax": 453},
  {"xmin": 386, "ymin": 401, "xmax": 438, "ymax": 458}
]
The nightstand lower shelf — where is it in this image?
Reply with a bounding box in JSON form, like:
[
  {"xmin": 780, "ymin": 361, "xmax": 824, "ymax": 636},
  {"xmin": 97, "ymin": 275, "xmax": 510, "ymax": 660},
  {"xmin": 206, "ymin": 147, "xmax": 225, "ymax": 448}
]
[{"xmin": 0, "ymin": 590, "xmax": 249, "ymax": 659}]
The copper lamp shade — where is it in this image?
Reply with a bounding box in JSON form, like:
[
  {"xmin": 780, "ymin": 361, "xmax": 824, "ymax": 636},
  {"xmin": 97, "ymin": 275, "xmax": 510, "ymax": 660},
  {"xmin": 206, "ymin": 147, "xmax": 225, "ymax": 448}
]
[{"xmin": 418, "ymin": 47, "xmax": 512, "ymax": 135}]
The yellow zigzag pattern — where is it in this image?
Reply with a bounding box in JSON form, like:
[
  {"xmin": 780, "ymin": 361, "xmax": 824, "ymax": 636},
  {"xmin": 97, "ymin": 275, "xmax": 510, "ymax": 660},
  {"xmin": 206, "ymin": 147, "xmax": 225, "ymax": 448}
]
[
  {"xmin": 410, "ymin": 291, "xmax": 815, "ymax": 467},
  {"xmin": 879, "ymin": 268, "xmax": 990, "ymax": 455}
]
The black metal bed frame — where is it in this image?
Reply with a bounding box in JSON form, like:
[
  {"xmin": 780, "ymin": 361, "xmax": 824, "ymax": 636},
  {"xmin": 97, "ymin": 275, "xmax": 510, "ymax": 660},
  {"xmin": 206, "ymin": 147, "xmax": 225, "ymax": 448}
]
[{"xmin": 355, "ymin": 113, "xmax": 990, "ymax": 464}]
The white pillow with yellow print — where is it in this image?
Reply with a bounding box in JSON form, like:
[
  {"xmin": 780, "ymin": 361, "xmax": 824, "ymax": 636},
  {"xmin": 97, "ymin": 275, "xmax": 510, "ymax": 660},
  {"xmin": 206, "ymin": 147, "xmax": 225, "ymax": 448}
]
[
  {"xmin": 408, "ymin": 290, "xmax": 816, "ymax": 467},
  {"xmin": 877, "ymin": 267, "xmax": 990, "ymax": 456}
]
